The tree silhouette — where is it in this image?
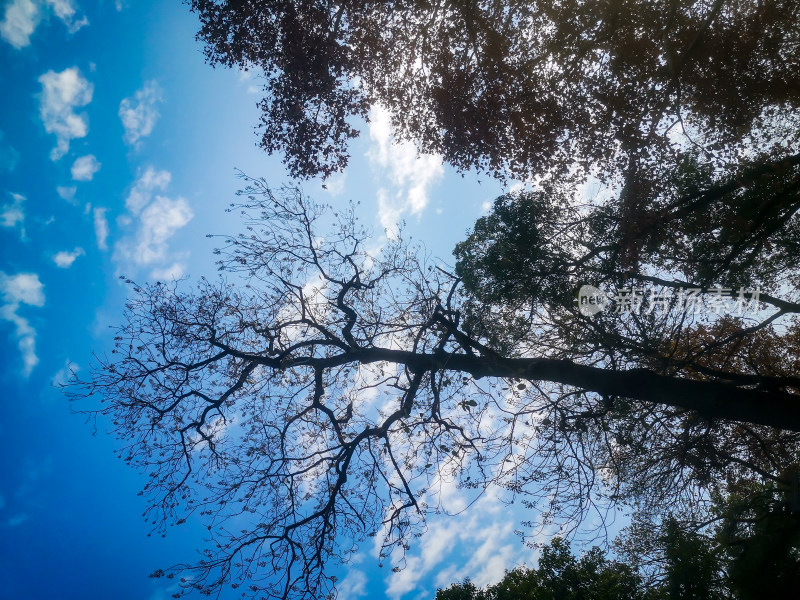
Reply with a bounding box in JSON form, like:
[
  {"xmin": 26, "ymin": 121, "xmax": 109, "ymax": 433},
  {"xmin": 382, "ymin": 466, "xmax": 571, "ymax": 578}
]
[
  {"xmin": 72, "ymin": 2, "xmax": 800, "ymax": 597},
  {"xmin": 73, "ymin": 179, "xmax": 800, "ymax": 599},
  {"xmin": 436, "ymin": 538, "xmax": 649, "ymax": 600},
  {"xmin": 189, "ymin": 0, "xmax": 800, "ymax": 181}
]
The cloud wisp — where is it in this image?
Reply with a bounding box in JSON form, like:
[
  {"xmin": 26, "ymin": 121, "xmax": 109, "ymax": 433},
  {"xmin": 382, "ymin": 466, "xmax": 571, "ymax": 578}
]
[
  {"xmin": 53, "ymin": 247, "xmax": 84, "ymax": 268},
  {"xmin": 38, "ymin": 67, "xmax": 93, "ymax": 160},
  {"xmin": 0, "ymin": 272, "xmax": 45, "ymax": 376},
  {"xmin": 1, "ymin": 192, "xmax": 26, "ymax": 238},
  {"xmin": 115, "ymin": 167, "xmax": 193, "ymax": 279},
  {"xmin": 70, "ymin": 154, "xmax": 100, "ymax": 181},
  {"xmin": 1, "ymin": 0, "xmax": 88, "ymax": 50},
  {"xmin": 93, "ymin": 206, "xmax": 108, "ymax": 250},
  {"xmin": 0, "ymin": 130, "xmax": 20, "ymax": 171},
  {"xmin": 56, "ymin": 185, "xmax": 76, "ymax": 203},
  {"xmin": 119, "ymin": 80, "xmax": 162, "ymax": 146},
  {"xmin": 51, "ymin": 359, "xmax": 78, "ymax": 387},
  {"xmin": 367, "ymin": 106, "xmax": 444, "ymax": 236}
]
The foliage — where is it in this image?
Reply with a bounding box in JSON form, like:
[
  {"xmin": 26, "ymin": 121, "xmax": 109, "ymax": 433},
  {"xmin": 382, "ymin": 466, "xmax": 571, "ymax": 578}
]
[
  {"xmin": 189, "ymin": 0, "xmax": 800, "ymax": 182},
  {"xmin": 659, "ymin": 518, "xmax": 727, "ymax": 600},
  {"xmin": 438, "ymin": 490, "xmax": 800, "ymax": 600},
  {"xmin": 72, "ymin": 180, "xmax": 800, "ymax": 599},
  {"xmin": 454, "ymin": 186, "xmax": 579, "ymax": 309},
  {"xmin": 615, "ymin": 476, "xmax": 800, "ymax": 600},
  {"xmin": 436, "ymin": 538, "xmax": 653, "ymax": 600},
  {"xmin": 68, "ymin": 2, "xmax": 800, "ymax": 598},
  {"xmin": 718, "ymin": 476, "xmax": 800, "ymax": 599}
]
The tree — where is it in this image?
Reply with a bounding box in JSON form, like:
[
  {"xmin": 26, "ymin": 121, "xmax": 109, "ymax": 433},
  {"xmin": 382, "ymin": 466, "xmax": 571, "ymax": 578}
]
[
  {"xmin": 74, "ymin": 1, "xmax": 800, "ymax": 597},
  {"xmin": 452, "ymin": 169, "xmax": 800, "ymax": 521},
  {"xmin": 435, "ymin": 538, "xmax": 651, "ymax": 600},
  {"xmin": 614, "ymin": 474, "xmax": 800, "ymax": 600},
  {"xmin": 72, "ymin": 179, "xmax": 800, "ymax": 599},
  {"xmin": 717, "ymin": 475, "xmax": 800, "ymax": 599},
  {"xmin": 435, "ymin": 492, "xmax": 800, "ymax": 600},
  {"xmin": 188, "ymin": 0, "xmax": 800, "ymax": 182},
  {"xmin": 658, "ymin": 518, "xmax": 728, "ymax": 600}
]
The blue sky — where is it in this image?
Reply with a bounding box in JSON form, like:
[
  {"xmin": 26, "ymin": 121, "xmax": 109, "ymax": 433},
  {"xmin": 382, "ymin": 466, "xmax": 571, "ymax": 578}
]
[{"xmin": 0, "ymin": 2, "xmax": 574, "ymax": 599}]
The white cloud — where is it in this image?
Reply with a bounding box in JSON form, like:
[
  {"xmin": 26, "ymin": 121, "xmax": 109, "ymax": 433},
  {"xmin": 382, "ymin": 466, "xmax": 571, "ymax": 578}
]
[
  {"xmin": 367, "ymin": 105, "xmax": 444, "ymax": 235},
  {"xmin": 150, "ymin": 262, "xmax": 185, "ymax": 281},
  {"xmin": 376, "ymin": 190, "xmax": 403, "ymax": 234},
  {"xmin": 52, "ymin": 246, "xmax": 84, "ymax": 268},
  {"xmin": 1, "ymin": 272, "xmax": 44, "ymax": 306},
  {"xmin": 38, "ymin": 67, "xmax": 93, "ymax": 160},
  {"xmin": 56, "ymin": 185, "xmax": 76, "ymax": 202},
  {"xmin": 119, "ymin": 80, "xmax": 162, "ymax": 146},
  {"xmin": 124, "ymin": 166, "xmax": 170, "ymax": 214},
  {"xmin": 383, "ymin": 479, "xmax": 539, "ymax": 600},
  {"xmin": 132, "ymin": 196, "xmax": 193, "ymax": 265},
  {"xmin": 70, "ymin": 153, "xmax": 100, "ymax": 181},
  {"xmin": 465, "ymin": 523, "xmax": 518, "ymax": 588},
  {"xmin": 45, "ymin": 0, "xmax": 88, "ymax": 33},
  {"xmin": 323, "ymin": 172, "xmax": 347, "ymax": 196},
  {"xmin": 0, "ymin": 0, "xmax": 87, "ymax": 49},
  {"xmin": 0, "ymin": 272, "xmax": 45, "ymax": 376},
  {"xmin": 93, "ymin": 206, "xmax": 108, "ymax": 250},
  {"xmin": 338, "ymin": 569, "xmax": 368, "ymax": 600},
  {"xmin": 386, "ymin": 520, "xmax": 464, "ymax": 599},
  {"xmin": 1, "ymin": 192, "xmax": 25, "ymax": 235},
  {"xmin": 0, "ymin": 0, "xmax": 39, "ymax": 48},
  {"xmin": 51, "ymin": 358, "xmax": 78, "ymax": 387},
  {"xmin": 115, "ymin": 168, "xmax": 193, "ymax": 276},
  {"xmin": 0, "ymin": 130, "xmax": 20, "ymax": 171}
]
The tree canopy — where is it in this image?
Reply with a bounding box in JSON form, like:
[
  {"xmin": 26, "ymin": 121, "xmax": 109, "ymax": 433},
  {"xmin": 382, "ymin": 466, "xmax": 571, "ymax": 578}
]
[
  {"xmin": 436, "ymin": 538, "xmax": 649, "ymax": 600},
  {"xmin": 189, "ymin": 0, "xmax": 800, "ymax": 181},
  {"xmin": 437, "ymin": 483, "xmax": 800, "ymax": 600},
  {"xmin": 73, "ymin": 178, "xmax": 800, "ymax": 599},
  {"xmin": 68, "ymin": 1, "xmax": 800, "ymax": 598}
]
